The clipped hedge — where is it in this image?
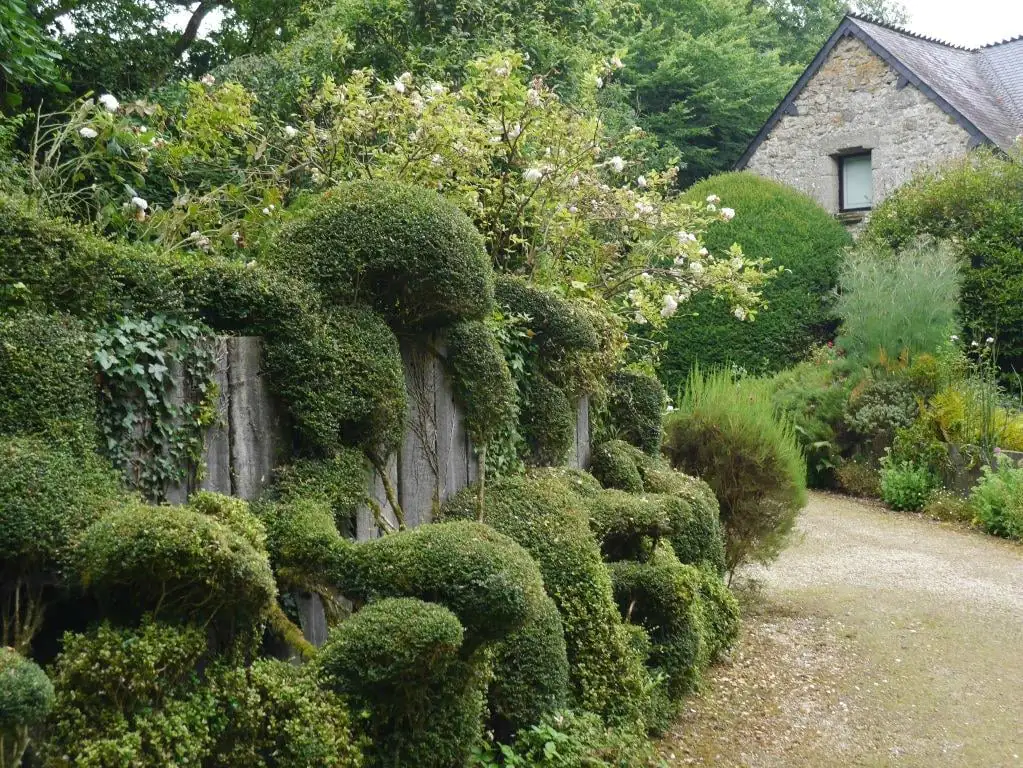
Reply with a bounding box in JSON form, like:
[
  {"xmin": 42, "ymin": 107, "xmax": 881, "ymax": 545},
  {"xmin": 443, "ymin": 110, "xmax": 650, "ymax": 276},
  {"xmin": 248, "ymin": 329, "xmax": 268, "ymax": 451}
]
[
  {"xmin": 586, "ymin": 489, "xmax": 670, "ymax": 563},
  {"xmin": 257, "ymin": 497, "xmax": 345, "ymax": 581},
  {"xmin": 441, "ymin": 476, "xmax": 646, "ymax": 724},
  {"xmin": 658, "ymin": 172, "xmax": 851, "ymax": 391},
  {"xmin": 269, "ymin": 449, "xmax": 369, "ymax": 534},
  {"xmin": 589, "ymin": 440, "xmax": 644, "ymax": 493},
  {"xmin": 316, "ymin": 597, "xmax": 483, "ymax": 768},
  {"xmin": 0, "ymin": 310, "xmax": 97, "ymax": 446},
  {"xmin": 272, "ymin": 180, "xmax": 494, "ymax": 329},
  {"xmin": 340, "ymin": 521, "xmax": 546, "ymax": 649},
  {"xmin": 519, "ymin": 372, "xmax": 576, "ymax": 467},
  {"xmin": 495, "ymin": 276, "xmax": 599, "ymax": 361},
  {"xmin": 0, "ymin": 648, "xmax": 54, "ymax": 756},
  {"xmin": 603, "ymin": 371, "xmax": 666, "ymax": 454},
  {"xmin": 444, "ymin": 320, "xmax": 517, "ymax": 445},
  {"xmin": 76, "ymin": 502, "xmax": 276, "ymax": 636}
]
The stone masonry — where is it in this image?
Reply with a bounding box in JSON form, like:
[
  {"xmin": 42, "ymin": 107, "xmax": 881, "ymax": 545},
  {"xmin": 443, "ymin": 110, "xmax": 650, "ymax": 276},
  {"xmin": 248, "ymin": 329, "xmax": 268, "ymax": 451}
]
[{"xmin": 746, "ymin": 37, "xmax": 973, "ymax": 225}]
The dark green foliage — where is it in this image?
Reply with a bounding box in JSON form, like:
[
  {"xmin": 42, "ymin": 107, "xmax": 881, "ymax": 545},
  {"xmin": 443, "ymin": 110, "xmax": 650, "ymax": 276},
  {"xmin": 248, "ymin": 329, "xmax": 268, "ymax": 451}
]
[
  {"xmin": 845, "ymin": 376, "xmax": 918, "ymax": 449},
  {"xmin": 0, "ymin": 310, "xmax": 97, "ymax": 446},
  {"xmin": 316, "ymin": 598, "xmax": 484, "ymax": 768},
  {"xmin": 0, "ymin": 647, "xmax": 53, "ymax": 730},
  {"xmin": 271, "ymin": 181, "xmax": 494, "ymax": 330},
  {"xmin": 604, "ymin": 371, "xmax": 666, "ymax": 454},
  {"xmin": 657, "ymin": 494, "xmax": 727, "ymax": 575},
  {"xmin": 440, "ymin": 476, "xmax": 647, "ymax": 724},
  {"xmin": 969, "ymin": 464, "xmax": 1023, "ymax": 541},
  {"xmin": 209, "ymin": 660, "xmax": 364, "ymax": 768},
  {"xmin": 257, "ymin": 497, "xmax": 346, "ymax": 580},
  {"xmin": 589, "ymin": 439, "xmax": 644, "ymax": 493},
  {"xmin": 696, "ymin": 567, "xmax": 741, "ymax": 659},
  {"xmin": 664, "ymin": 369, "xmax": 807, "ymax": 573},
  {"xmin": 270, "ymin": 449, "xmax": 369, "ymax": 532},
  {"xmin": 340, "ymin": 521, "xmax": 546, "ymax": 649},
  {"xmin": 264, "ymin": 306, "xmax": 408, "ymax": 458},
  {"xmin": 41, "ymin": 620, "xmax": 215, "ymax": 768},
  {"xmin": 609, "ymin": 546, "xmax": 706, "ymax": 701},
  {"xmin": 444, "ymin": 320, "xmax": 517, "ymax": 445},
  {"xmin": 865, "ymin": 150, "xmax": 1023, "ymax": 372},
  {"xmin": 76, "ymin": 502, "xmax": 276, "ymax": 635},
  {"xmin": 658, "ymin": 173, "xmax": 851, "ymax": 390},
  {"xmin": 520, "ymin": 372, "xmax": 576, "ymax": 466},
  {"xmin": 586, "ymin": 489, "xmax": 670, "ymax": 562},
  {"xmin": 495, "ymin": 276, "xmax": 599, "ymax": 362},
  {"xmin": 879, "ymin": 460, "xmax": 935, "ymax": 513},
  {"xmin": 487, "ymin": 594, "xmax": 570, "ymax": 738}
]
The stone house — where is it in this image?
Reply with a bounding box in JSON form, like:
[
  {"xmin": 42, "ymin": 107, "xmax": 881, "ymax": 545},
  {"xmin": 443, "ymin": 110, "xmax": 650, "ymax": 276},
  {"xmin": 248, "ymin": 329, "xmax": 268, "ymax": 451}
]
[{"xmin": 736, "ymin": 14, "xmax": 1023, "ymax": 228}]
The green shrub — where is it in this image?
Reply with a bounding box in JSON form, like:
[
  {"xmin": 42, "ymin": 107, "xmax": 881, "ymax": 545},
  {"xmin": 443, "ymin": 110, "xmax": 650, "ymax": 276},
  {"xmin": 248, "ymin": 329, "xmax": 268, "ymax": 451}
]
[
  {"xmin": 0, "ymin": 436, "xmax": 123, "ymax": 650},
  {"xmin": 270, "ymin": 450, "xmax": 369, "ymax": 533},
  {"xmin": 519, "ymin": 372, "xmax": 576, "ymax": 466},
  {"xmin": 658, "ymin": 172, "xmax": 851, "ymax": 389},
  {"xmin": 589, "ymin": 439, "xmax": 644, "ymax": 493},
  {"xmin": 76, "ymin": 502, "xmax": 276, "ymax": 636},
  {"xmin": 440, "ymin": 476, "xmax": 647, "ymax": 724},
  {"xmin": 0, "ymin": 310, "xmax": 97, "ymax": 446},
  {"xmin": 968, "ymin": 463, "xmax": 1023, "ymax": 541},
  {"xmin": 845, "ymin": 375, "xmax": 918, "ymax": 452},
  {"xmin": 835, "ymin": 457, "xmax": 881, "ymax": 498},
  {"xmin": 41, "ymin": 620, "xmax": 215, "ymax": 768},
  {"xmin": 526, "ymin": 466, "xmax": 604, "ymax": 497},
  {"xmin": 257, "ymin": 497, "xmax": 346, "ymax": 578},
  {"xmin": 602, "ymin": 371, "xmax": 666, "ymax": 454},
  {"xmin": 923, "ymin": 489, "xmax": 974, "ymax": 525},
  {"xmin": 696, "ymin": 566, "xmax": 741, "ymax": 659},
  {"xmin": 494, "ymin": 276, "xmax": 599, "ymax": 363},
  {"xmin": 835, "ymin": 238, "xmax": 961, "ymax": 367},
  {"xmin": 339, "ymin": 521, "xmax": 547, "ymax": 648},
  {"xmin": 0, "ymin": 648, "xmax": 53, "ymax": 768},
  {"xmin": 664, "ymin": 369, "xmax": 807, "ymax": 573},
  {"xmin": 585, "ymin": 489, "xmax": 670, "ymax": 563},
  {"xmin": 265, "ymin": 306, "xmax": 407, "ymax": 458},
  {"xmin": 444, "ymin": 320, "xmax": 518, "ymax": 446},
  {"xmin": 272, "ymin": 180, "xmax": 494, "ymax": 329},
  {"xmin": 656, "ymin": 494, "xmax": 727, "ymax": 575},
  {"xmin": 865, "ymin": 149, "xmax": 1023, "ymax": 373},
  {"xmin": 209, "ymin": 660, "xmax": 364, "ymax": 768},
  {"xmin": 879, "ymin": 459, "xmax": 935, "ymax": 512},
  {"xmin": 316, "ymin": 597, "xmax": 484, "ymax": 768}
]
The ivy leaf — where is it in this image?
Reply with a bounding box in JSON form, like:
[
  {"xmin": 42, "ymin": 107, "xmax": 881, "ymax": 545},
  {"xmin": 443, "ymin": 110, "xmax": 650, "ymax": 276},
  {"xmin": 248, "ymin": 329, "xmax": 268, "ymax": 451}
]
[{"xmin": 148, "ymin": 363, "xmax": 168, "ymax": 381}]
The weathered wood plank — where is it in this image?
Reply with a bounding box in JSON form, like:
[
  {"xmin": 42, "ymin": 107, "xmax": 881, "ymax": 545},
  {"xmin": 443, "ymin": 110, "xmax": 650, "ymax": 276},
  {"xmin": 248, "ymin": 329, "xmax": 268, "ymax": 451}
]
[
  {"xmin": 164, "ymin": 357, "xmax": 189, "ymax": 504},
  {"xmin": 296, "ymin": 593, "xmax": 329, "ymax": 647},
  {"xmin": 399, "ymin": 340, "xmax": 439, "ymax": 527},
  {"xmin": 435, "ymin": 342, "xmax": 471, "ymax": 504},
  {"xmin": 357, "ymin": 454, "xmax": 398, "ymax": 540},
  {"xmin": 198, "ymin": 337, "xmax": 232, "ymax": 495},
  {"xmin": 576, "ymin": 394, "xmax": 591, "ymax": 470}
]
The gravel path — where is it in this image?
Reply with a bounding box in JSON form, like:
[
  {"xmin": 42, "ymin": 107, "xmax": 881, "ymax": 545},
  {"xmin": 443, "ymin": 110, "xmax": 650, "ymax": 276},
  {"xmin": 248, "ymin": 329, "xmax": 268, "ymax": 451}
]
[{"xmin": 661, "ymin": 492, "xmax": 1023, "ymax": 767}]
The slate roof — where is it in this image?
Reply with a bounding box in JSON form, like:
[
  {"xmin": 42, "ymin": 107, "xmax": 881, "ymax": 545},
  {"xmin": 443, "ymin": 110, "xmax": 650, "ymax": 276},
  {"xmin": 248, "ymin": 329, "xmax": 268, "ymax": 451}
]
[{"xmin": 736, "ymin": 14, "xmax": 1023, "ymax": 168}]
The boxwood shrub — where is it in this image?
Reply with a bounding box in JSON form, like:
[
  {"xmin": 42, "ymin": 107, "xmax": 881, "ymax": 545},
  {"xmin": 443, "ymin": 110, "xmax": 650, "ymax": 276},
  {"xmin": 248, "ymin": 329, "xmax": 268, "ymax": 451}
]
[
  {"xmin": 316, "ymin": 597, "xmax": 483, "ymax": 768},
  {"xmin": 602, "ymin": 371, "xmax": 666, "ymax": 455},
  {"xmin": 585, "ymin": 489, "xmax": 671, "ymax": 563},
  {"xmin": 494, "ymin": 276, "xmax": 599, "ymax": 362},
  {"xmin": 271, "ymin": 180, "xmax": 494, "ymax": 330},
  {"xmin": 519, "ymin": 372, "xmax": 576, "ymax": 467},
  {"xmin": 443, "ymin": 320, "xmax": 518, "ymax": 446},
  {"xmin": 269, "ymin": 449, "xmax": 369, "ymax": 534},
  {"xmin": 0, "ymin": 647, "xmax": 53, "ymax": 764},
  {"xmin": 658, "ymin": 172, "xmax": 851, "ymax": 392},
  {"xmin": 589, "ymin": 439, "xmax": 645, "ymax": 493}
]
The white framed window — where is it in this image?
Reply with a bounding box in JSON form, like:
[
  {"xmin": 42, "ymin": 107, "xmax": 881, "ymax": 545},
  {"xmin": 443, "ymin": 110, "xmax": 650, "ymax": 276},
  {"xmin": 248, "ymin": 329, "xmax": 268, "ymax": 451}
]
[{"xmin": 839, "ymin": 152, "xmax": 873, "ymax": 211}]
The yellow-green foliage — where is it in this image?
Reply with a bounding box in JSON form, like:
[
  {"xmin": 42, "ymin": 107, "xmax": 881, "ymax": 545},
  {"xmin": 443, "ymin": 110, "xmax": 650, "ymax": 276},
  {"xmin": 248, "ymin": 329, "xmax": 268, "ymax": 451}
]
[
  {"xmin": 269, "ymin": 449, "xmax": 369, "ymax": 533},
  {"xmin": 271, "ymin": 180, "xmax": 494, "ymax": 330},
  {"xmin": 585, "ymin": 489, "xmax": 671, "ymax": 563},
  {"xmin": 519, "ymin": 372, "xmax": 576, "ymax": 466},
  {"xmin": 590, "ymin": 440, "xmax": 644, "ymax": 493}
]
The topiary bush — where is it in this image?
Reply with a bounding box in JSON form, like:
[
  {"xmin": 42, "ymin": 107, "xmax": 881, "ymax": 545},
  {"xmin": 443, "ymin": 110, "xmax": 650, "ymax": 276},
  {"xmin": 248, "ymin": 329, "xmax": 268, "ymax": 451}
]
[
  {"xmin": 656, "ymin": 493, "xmax": 727, "ymax": 575},
  {"xmin": 0, "ymin": 310, "xmax": 98, "ymax": 447},
  {"xmin": 443, "ymin": 320, "xmax": 518, "ymax": 446},
  {"xmin": 664, "ymin": 369, "xmax": 807, "ymax": 574},
  {"xmin": 585, "ymin": 490, "xmax": 670, "ymax": 563},
  {"xmin": 865, "ymin": 149, "xmax": 1023, "ymax": 373},
  {"xmin": 269, "ymin": 449, "xmax": 369, "ymax": 534},
  {"xmin": 0, "ymin": 436, "xmax": 123, "ymax": 651},
  {"xmin": 602, "ymin": 371, "xmax": 666, "ymax": 454},
  {"xmin": 658, "ymin": 172, "xmax": 851, "ymax": 391},
  {"xmin": 339, "ymin": 520, "xmax": 547, "ymax": 649},
  {"xmin": 257, "ymin": 497, "xmax": 347, "ymax": 583},
  {"xmin": 494, "ymin": 276, "xmax": 599, "ymax": 365},
  {"xmin": 519, "ymin": 372, "xmax": 576, "ymax": 467},
  {"xmin": 440, "ymin": 476, "xmax": 647, "ymax": 724},
  {"xmin": 316, "ymin": 597, "xmax": 483, "ymax": 768},
  {"xmin": 589, "ymin": 440, "xmax": 644, "ymax": 493},
  {"xmin": 271, "ymin": 180, "xmax": 494, "ymax": 330},
  {"xmin": 40, "ymin": 620, "xmax": 215, "ymax": 768},
  {"xmin": 76, "ymin": 502, "xmax": 276, "ymax": 638},
  {"xmin": 0, "ymin": 647, "xmax": 54, "ymax": 768}
]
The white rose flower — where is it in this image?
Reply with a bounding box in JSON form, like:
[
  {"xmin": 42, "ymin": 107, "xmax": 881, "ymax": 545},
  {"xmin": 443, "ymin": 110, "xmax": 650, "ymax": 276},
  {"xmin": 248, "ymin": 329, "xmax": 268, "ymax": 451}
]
[
  {"xmin": 430, "ymin": 154, "xmax": 444, "ymax": 165},
  {"xmin": 661, "ymin": 294, "xmax": 679, "ymax": 318},
  {"xmin": 609, "ymin": 156, "xmax": 625, "ymax": 173},
  {"xmin": 610, "ymin": 55, "xmax": 624, "ymax": 70},
  {"xmin": 950, "ymin": 335, "xmax": 959, "ymax": 341},
  {"xmin": 986, "ymin": 337, "xmax": 995, "ymax": 344},
  {"xmin": 733, "ymin": 306, "xmax": 748, "ymax": 321},
  {"xmin": 972, "ymin": 340, "xmax": 980, "ymax": 347},
  {"xmin": 595, "ymin": 76, "xmax": 604, "ymax": 88},
  {"xmin": 79, "ymin": 126, "xmax": 98, "ymax": 139},
  {"xmin": 284, "ymin": 125, "xmax": 299, "ymax": 138},
  {"xmin": 637, "ymin": 175, "xmax": 647, "ymax": 188},
  {"xmin": 677, "ymin": 231, "xmax": 696, "ymax": 243},
  {"xmin": 131, "ymin": 196, "xmax": 148, "ymax": 210},
  {"xmin": 495, "ymin": 65, "xmax": 510, "ymax": 77},
  {"xmin": 523, "ymin": 168, "xmax": 544, "ymax": 183},
  {"xmin": 232, "ymin": 231, "xmax": 241, "ymax": 244},
  {"xmin": 690, "ymin": 261, "xmax": 704, "ymax": 275},
  {"xmin": 508, "ymin": 123, "xmax": 522, "ymax": 139},
  {"xmin": 200, "ymin": 73, "xmax": 216, "ymax": 87},
  {"xmin": 262, "ymin": 207, "xmax": 271, "ymax": 215},
  {"xmin": 98, "ymin": 94, "xmax": 120, "ymax": 112},
  {"xmin": 721, "ymin": 207, "xmax": 736, "ymax": 221},
  {"xmin": 707, "ymin": 203, "xmax": 717, "ymax": 212},
  {"xmin": 639, "ymin": 272, "xmax": 653, "ymax": 281},
  {"xmin": 568, "ymin": 205, "xmax": 578, "ymax": 214},
  {"xmin": 430, "ymin": 83, "xmax": 447, "ymax": 95},
  {"xmin": 706, "ymin": 194, "xmax": 720, "ymax": 204},
  {"xmin": 526, "ymin": 88, "xmax": 542, "ymax": 106},
  {"xmin": 731, "ymin": 257, "xmax": 743, "ymax": 270},
  {"xmin": 633, "ymin": 312, "xmax": 648, "ymax": 325},
  {"xmin": 699, "ymin": 247, "xmax": 709, "ymax": 256}
]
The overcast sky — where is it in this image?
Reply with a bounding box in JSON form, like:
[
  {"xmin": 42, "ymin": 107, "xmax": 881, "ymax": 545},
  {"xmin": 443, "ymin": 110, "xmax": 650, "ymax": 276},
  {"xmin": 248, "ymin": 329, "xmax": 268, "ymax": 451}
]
[{"xmin": 898, "ymin": 0, "xmax": 1023, "ymax": 47}]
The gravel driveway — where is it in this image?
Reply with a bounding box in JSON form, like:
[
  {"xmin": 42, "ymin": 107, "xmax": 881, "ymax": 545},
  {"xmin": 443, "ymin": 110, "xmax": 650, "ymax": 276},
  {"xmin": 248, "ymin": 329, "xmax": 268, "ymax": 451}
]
[{"xmin": 661, "ymin": 492, "xmax": 1023, "ymax": 767}]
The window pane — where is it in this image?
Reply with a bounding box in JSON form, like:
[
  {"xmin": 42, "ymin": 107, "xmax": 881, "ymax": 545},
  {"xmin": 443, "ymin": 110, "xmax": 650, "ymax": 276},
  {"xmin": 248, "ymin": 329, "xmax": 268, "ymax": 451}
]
[{"xmin": 842, "ymin": 154, "xmax": 873, "ymax": 209}]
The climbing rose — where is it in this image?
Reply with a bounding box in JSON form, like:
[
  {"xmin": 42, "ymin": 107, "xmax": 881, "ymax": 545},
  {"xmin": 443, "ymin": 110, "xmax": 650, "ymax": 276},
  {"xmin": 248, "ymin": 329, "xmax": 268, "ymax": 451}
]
[
  {"xmin": 609, "ymin": 156, "xmax": 625, "ymax": 172},
  {"xmin": 200, "ymin": 74, "xmax": 216, "ymax": 86},
  {"xmin": 98, "ymin": 94, "xmax": 120, "ymax": 112},
  {"xmin": 523, "ymin": 168, "xmax": 544, "ymax": 183},
  {"xmin": 722, "ymin": 207, "xmax": 736, "ymax": 221},
  {"xmin": 706, "ymin": 194, "xmax": 720, "ymax": 204},
  {"xmin": 79, "ymin": 126, "xmax": 98, "ymax": 139},
  {"xmin": 284, "ymin": 125, "xmax": 298, "ymax": 138},
  {"xmin": 131, "ymin": 196, "xmax": 148, "ymax": 210}
]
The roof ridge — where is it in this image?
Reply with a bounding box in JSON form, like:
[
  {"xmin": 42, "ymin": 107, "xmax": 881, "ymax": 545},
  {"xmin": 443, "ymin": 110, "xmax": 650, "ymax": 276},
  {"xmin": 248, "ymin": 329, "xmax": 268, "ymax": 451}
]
[
  {"xmin": 846, "ymin": 12, "xmax": 976, "ymax": 52},
  {"xmin": 981, "ymin": 34, "xmax": 1023, "ymax": 49}
]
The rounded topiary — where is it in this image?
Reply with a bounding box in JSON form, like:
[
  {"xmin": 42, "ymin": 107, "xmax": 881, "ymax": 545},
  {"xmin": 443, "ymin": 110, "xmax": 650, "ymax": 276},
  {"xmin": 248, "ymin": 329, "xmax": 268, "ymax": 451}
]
[
  {"xmin": 76, "ymin": 502, "xmax": 277, "ymax": 634},
  {"xmin": 495, "ymin": 276, "xmax": 599, "ymax": 360},
  {"xmin": 656, "ymin": 494, "xmax": 727, "ymax": 575},
  {"xmin": 264, "ymin": 305, "xmax": 407, "ymax": 458},
  {"xmin": 0, "ymin": 310, "xmax": 97, "ymax": 446},
  {"xmin": 604, "ymin": 371, "xmax": 666, "ymax": 454},
  {"xmin": 696, "ymin": 566, "xmax": 741, "ymax": 660},
  {"xmin": 589, "ymin": 439, "xmax": 645, "ymax": 493},
  {"xmin": 519, "ymin": 372, "xmax": 576, "ymax": 467},
  {"xmin": 444, "ymin": 320, "xmax": 517, "ymax": 446},
  {"xmin": 270, "ymin": 449, "xmax": 369, "ymax": 534},
  {"xmin": 316, "ymin": 597, "xmax": 484, "ymax": 768},
  {"xmin": 257, "ymin": 497, "xmax": 347, "ymax": 580},
  {"xmin": 585, "ymin": 489, "xmax": 671, "ymax": 563},
  {"xmin": 0, "ymin": 648, "xmax": 54, "ymax": 755},
  {"xmin": 440, "ymin": 476, "xmax": 647, "ymax": 724},
  {"xmin": 271, "ymin": 180, "xmax": 494, "ymax": 329},
  {"xmin": 658, "ymin": 172, "xmax": 851, "ymax": 391},
  {"xmin": 340, "ymin": 520, "xmax": 547, "ymax": 649}
]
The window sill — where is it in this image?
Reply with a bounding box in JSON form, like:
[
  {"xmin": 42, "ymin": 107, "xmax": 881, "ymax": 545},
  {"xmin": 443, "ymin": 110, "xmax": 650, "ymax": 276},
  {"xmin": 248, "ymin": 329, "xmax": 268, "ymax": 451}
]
[{"xmin": 836, "ymin": 210, "xmax": 869, "ymax": 225}]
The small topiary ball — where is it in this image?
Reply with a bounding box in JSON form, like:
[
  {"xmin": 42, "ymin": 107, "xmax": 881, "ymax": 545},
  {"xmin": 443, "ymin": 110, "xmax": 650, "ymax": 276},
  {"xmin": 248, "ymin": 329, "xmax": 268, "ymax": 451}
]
[
  {"xmin": 589, "ymin": 439, "xmax": 645, "ymax": 493},
  {"xmin": 271, "ymin": 180, "xmax": 494, "ymax": 330},
  {"xmin": 0, "ymin": 647, "xmax": 54, "ymax": 733},
  {"xmin": 494, "ymin": 277, "xmax": 599, "ymax": 360},
  {"xmin": 519, "ymin": 373, "xmax": 576, "ymax": 467},
  {"xmin": 443, "ymin": 320, "xmax": 517, "ymax": 446}
]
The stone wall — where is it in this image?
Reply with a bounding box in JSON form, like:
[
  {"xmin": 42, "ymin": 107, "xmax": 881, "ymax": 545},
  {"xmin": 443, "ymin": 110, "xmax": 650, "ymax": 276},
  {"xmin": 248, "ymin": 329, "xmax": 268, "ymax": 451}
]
[{"xmin": 746, "ymin": 36, "xmax": 972, "ymax": 225}]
